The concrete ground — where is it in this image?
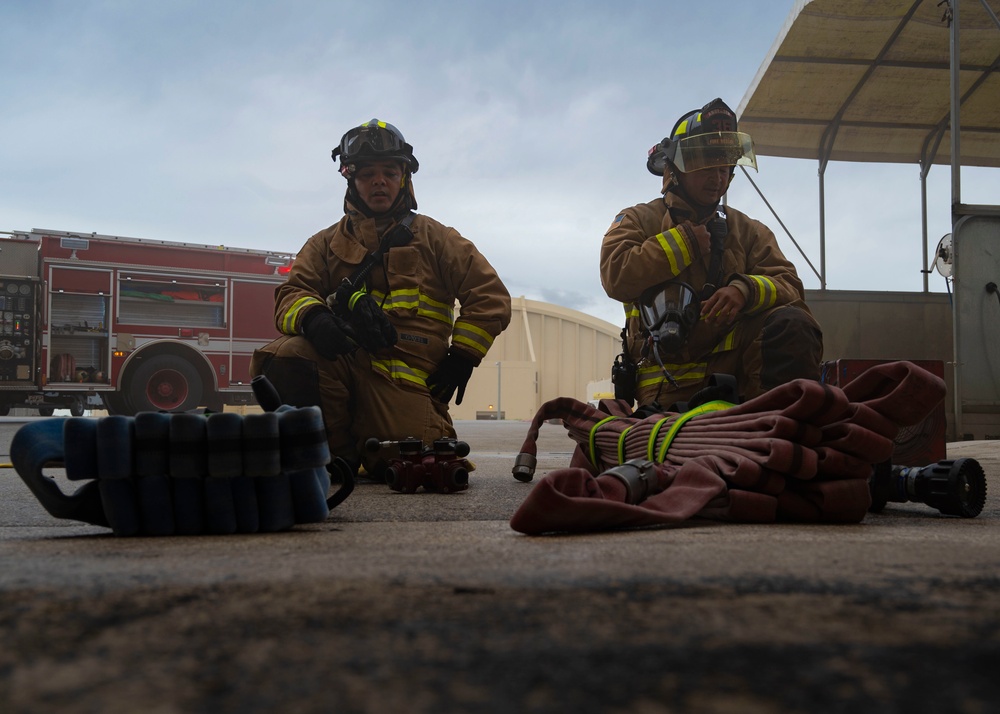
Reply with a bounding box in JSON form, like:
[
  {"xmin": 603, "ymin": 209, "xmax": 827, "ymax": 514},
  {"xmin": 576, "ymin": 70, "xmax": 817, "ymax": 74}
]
[{"xmin": 1, "ymin": 416, "xmax": 998, "ymax": 714}]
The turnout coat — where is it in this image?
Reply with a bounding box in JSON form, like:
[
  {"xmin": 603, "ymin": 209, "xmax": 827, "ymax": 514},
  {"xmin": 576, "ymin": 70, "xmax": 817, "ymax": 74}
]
[
  {"xmin": 600, "ymin": 188, "xmax": 815, "ymax": 402},
  {"xmin": 274, "ymin": 197, "xmax": 511, "ymax": 387}
]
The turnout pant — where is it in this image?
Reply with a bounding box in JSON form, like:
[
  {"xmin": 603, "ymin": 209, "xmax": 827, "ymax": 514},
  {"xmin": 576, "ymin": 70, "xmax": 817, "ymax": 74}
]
[
  {"xmin": 637, "ymin": 305, "xmax": 824, "ymax": 408},
  {"xmin": 250, "ymin": 336, "xmax": 455, "ymax": 472}
]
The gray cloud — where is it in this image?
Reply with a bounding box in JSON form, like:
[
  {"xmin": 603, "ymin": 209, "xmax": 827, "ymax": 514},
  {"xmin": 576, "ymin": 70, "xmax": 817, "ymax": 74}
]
[{"xmin": 1, "ymin": 0, "xmax": 985, "ymax": 329}]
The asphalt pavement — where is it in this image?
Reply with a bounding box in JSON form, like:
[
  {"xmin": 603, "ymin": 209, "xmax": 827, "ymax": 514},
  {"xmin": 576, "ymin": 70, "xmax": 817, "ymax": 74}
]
[{"xmin": 1, "ymin": 415, "xmax": 999, "ymax": 714}]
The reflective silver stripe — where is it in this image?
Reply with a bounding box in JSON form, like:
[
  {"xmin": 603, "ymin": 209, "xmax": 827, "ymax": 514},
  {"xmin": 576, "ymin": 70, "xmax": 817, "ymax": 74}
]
[
  {"xmin": 370, "ymin": 288, "xmax": 455, "ymax": 326},
  {"xmin": 748, "ymin": 275, "xmax": 777, "ymax": 312},
  {"xmin": 653, "ymin": 227, "xmax": 693, "ymax": 275},
  {"xmin": 636, "ymin": 361, "xmax": 706, "ymax": 389},
  {"xmin": 453, "ymin": 320, "xmax": 493, "ymax": 357},
  {"xmin": 371, "ymin": 359, "xmax": 430, "ymax": 387}
]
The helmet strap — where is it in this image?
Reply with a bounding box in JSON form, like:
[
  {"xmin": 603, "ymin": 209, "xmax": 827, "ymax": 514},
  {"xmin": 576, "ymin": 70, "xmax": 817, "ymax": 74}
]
[{"xmin": 344, "ymin": 171, "xmax": 416, "ymax": 219}]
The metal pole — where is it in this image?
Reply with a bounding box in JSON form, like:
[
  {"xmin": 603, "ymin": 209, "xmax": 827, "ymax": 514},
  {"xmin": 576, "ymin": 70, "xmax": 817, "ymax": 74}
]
[
  {"xmin": 818, "ymin": 164, "xmax": 827, "ymax": 289},
  {"xmin": 950, "ymin": 0, "xmax": 963, "ymax": 438},
  {"xmin": 950, "ymin": 0, "xmax": 962, "ymax": 207},
  {"xmin": 921, "ymin": 162, "xmax": 930, "ymax": 292},
  {"xmin": 496, "ymin": 361, "xmax": 502, "ymax": 420}
]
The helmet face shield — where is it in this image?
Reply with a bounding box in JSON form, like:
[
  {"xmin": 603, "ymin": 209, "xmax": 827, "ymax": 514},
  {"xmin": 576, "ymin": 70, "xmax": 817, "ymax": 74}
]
[
  {"xmin": 671, "ymin": 132, "xmax": 756, "ymax": 173},
  {"xmin": 647, "ymin": 98, "xmax": 757, "ymax": 177}
]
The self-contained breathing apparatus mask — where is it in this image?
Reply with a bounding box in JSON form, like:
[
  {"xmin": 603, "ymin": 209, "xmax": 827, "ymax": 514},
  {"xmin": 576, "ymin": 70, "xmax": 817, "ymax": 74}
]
[
  {"xmin": 639, "ymin": 280, "xmax": 701, "ymax": 360},
  {"xmin": 610, "ymin": 281, "xmax": 701, "ymax": 399}
]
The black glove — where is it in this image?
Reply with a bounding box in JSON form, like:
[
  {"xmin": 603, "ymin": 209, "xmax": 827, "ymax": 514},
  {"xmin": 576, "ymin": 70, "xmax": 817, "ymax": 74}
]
[
  {"xmin": 426, "ymin": 350, "xmax": 476, "ymax": 405},
  {"xmin": 301, "ymin": 308, "xmax": 357, "ymax": 360},
  {"xmin": 351, "ymin": 293, "xmax": 397, "ymax": 352}
]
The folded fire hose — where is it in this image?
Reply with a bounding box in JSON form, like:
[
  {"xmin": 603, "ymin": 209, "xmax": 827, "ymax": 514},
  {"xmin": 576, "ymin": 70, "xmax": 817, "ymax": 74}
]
[
  {"xmin": 509, "ymin": 361, "xmax": 987, "ymax": 535},
  {"xmin": 10, "ymin": 379, "xmax": 353, "ymax": 536}
]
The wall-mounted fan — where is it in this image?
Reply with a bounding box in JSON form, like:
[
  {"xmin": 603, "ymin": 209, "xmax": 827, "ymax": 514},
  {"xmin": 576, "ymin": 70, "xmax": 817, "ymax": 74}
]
[{"xmin": 934, "ymin": 233, "xmax": 953, "ymax": 278}]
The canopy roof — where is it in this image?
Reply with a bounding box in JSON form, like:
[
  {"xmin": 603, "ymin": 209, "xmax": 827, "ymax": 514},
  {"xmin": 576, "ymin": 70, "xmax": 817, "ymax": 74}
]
[{"xmin": 737, "ymin": 0, "xmax": 1000, "ymax": 167}]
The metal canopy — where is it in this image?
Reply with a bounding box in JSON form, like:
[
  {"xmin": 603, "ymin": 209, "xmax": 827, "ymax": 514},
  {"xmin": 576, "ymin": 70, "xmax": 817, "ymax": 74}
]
[
  {"xmin": 738, "ymin": 0, "xmax": 1000, "ymax": 169},
  {"xmin": 737, "ymin": 0, "xmax": 1000, "ymax": 439}
]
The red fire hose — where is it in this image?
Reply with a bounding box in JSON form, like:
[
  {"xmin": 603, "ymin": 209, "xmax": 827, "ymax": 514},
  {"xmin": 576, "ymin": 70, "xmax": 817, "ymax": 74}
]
[{"xmin": 509, "ymin": 361, "xmax": 947, "ymax": 534}]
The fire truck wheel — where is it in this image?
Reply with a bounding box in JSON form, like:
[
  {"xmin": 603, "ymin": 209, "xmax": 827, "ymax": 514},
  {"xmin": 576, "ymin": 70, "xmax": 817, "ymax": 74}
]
[
  {"xmin": 101, "ymin": 391, "xmax": 133, "ymax": 416},
  {"xmin": 130, "ymin": 355, "xmax": 203, "ymax": 413},
  {"xmin": 69, "ymin": 399, "xmax": 86, "ymax": 417},
  {"xmin": 38, "ymin": 407, "xmax": 55, "ymax": 417},
  {"xmin": 0, "ymin": 403, "xmax": 9, "ymax": 416}
]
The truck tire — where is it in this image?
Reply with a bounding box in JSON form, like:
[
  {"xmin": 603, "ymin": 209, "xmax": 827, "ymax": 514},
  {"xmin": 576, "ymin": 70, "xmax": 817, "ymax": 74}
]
[
  {"xmin": 0, "ymin": 403, "xmax": 9, "ymax": 416},
  {"xmin": 69, "ymin": 399, "xmax": 86, "ymax": 417},
  {"xmin": 101, "ymin": 391, "xmax": 134, "ymax": 416},
  {"xmin": 129, "ymin": 355, "xmax": 203, "ymax": 413},
  {"xmin": 38, "ymin": 407, "xmax": 55, "ymax": 417}
]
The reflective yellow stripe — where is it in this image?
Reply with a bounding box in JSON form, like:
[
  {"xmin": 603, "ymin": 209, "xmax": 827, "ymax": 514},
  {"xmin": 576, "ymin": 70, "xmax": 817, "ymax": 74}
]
[
  {"xmin": 636, "ymin": 362, "xmax": 706, "ymax": 389},
  {"xmin": 453, "ymin": 320, "xmax": 494, "ymax": 357},
  {"xmin": 748, "ymin": 275, "xmax": 777, "ymax": 312},
  {"xmin": 624, "ymin": 303, "xmax": 639, "ymax": 319},
  {"xmin": 370, "ymin": 288, "xmax": 455, "ymax": 326},
  {"xmin": 420, "ymin": 293, "xmax": 456, "ymax": 320},
  {"xmin": 653, "ymin": 227, "xmax": 692, "ymax": 275},
  {"xmin": 281, "ymin": 296, "xmax": 324, "ymax": 334},
  {"xmin": 711, "ymin": 328, "xmax": 737, "ymax": 354},
  {"xmin": 348, "ymin": 289, "xmax": 367, "ymax": 310},
  {"xmin": 372, "ymin": 287, "xmax": 417, "ymax": 310},
  {"xmin": 371, "ymin": 359, "xmax": 430, "ymax": 387}
]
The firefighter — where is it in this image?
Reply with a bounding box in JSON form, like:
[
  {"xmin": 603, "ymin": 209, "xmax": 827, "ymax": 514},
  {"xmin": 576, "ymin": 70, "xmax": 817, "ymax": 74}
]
[
  {"xmin": 600, "ymin": 98, "xmax": 823, "ymax": 410},
  {"xmin": 251, "ymin": 118, "xmax": 511, "ymax": 477}
]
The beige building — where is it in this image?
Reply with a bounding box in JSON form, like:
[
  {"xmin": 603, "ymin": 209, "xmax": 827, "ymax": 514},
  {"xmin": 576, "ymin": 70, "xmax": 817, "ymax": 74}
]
[{"xmin": 451, "ymin": 296, "xmax": 620, "ymax": 422}]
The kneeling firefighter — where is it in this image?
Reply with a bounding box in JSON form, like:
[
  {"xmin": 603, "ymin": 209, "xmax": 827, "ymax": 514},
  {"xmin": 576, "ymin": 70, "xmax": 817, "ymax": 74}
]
[
  {"xmin": 251, "ymin": 119, "xmax": 511, "ymax": 477},
  {"xmin": 600, "ymin": 98, "xmax": 823, "ymax": 409}
]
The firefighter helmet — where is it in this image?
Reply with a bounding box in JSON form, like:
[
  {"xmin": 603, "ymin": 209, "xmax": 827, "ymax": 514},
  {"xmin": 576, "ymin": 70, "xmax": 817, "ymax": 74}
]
[
  {"xmin": 647, "ymin": 98, "xmax": 756, "ymax": 176},
  {"xmin": 332, "ymin": 118, "xmax": 419, "ymax": 178}
]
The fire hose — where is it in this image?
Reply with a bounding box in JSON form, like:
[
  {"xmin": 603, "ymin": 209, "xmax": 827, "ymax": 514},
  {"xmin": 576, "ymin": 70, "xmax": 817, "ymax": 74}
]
[
  {"xmin": 509, "ymin": 361, "xmax": 985, "ymax": 535},
  {"xmin": 7, "ymin": 376, "xmax": 353, "ymax": 536}
]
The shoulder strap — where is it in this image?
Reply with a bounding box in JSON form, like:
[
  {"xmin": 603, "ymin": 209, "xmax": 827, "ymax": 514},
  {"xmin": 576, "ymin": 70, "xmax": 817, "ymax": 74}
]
[
  {"xmin": 346, "ymin": 211, "xmax": 416, "ymax": 290},
  {"xmin": 701, "ymin": 207, "xmax": 727, "ymax": 299}
]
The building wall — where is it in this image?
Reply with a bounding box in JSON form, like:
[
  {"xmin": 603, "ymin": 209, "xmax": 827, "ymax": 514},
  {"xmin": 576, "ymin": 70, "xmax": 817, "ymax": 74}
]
[
  {"xmin": 453, "ymin": 291, "xmax": 962, "ymax": 433},
  {"xmin": 805, "ymin": 289, "xmax": 952, "ymax": 365},
  {"xmin": 805, "ymin": 289, "xmax": 977, "ymax": 439},
  {"xmin": 451, "ymin": 296, "xmax": 620, "ymax": 421}
]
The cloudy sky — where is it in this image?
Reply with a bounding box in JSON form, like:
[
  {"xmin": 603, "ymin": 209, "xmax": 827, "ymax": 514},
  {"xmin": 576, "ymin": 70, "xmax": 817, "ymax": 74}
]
[{"xmin": 1, "ymin": 0, "xmax": 992, "ymax": 327}]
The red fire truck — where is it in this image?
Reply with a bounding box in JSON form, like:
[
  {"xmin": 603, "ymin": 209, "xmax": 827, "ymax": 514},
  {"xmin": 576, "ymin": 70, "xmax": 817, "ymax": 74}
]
[{"xmin": 0, "ymin": 228, "xmax": 293, "ymax": 416}]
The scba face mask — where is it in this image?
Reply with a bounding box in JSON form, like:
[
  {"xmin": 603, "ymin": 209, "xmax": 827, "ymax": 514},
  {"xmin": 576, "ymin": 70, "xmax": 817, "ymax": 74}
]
[{"xmin": 638, "ymin": 280, "xmax": 701, "ymax": 357}]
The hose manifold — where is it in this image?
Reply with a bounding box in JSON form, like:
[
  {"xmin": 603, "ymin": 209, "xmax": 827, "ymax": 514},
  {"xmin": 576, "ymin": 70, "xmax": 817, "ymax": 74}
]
[{"xmin": 603, "ymin": 459, "xmax": 659, "ymax": 505}]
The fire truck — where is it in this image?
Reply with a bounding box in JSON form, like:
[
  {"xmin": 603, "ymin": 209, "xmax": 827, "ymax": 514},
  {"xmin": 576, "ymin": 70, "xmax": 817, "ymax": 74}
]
[{"xmin": 0, "ymin": 228, "xmax": 293, "ymax": 416}]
